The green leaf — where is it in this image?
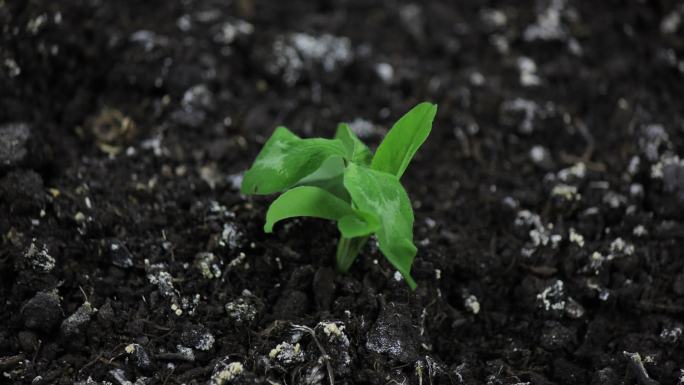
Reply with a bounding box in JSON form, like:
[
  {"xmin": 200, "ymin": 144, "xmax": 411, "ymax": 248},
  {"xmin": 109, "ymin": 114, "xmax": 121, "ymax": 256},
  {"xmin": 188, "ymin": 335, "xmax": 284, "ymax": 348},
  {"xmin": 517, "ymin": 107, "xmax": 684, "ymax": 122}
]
[
  {"xmin": 343, "ymin": 163, "xmax": 417, "ymax": 289},
  {"xmin": 264, "ymin": 186, "xmax": 376, "ymax": 236},
  {"xmin": 338, "ymin": 211, "xmax": 380, "ymax": 238},
  {"xmin": 371, "ymin": 102, "xmax": 437, "ymax": 178},
  {"xmin": 335, "ymin": 123, "xmax": 372, "ymax": 166},
  {"xmin": 241, "ymin": 127, "xmax": 347, "ymax": 195},
  {"xmin": 264, "ymin": 186, "xmax": 354, "ymax": 232},
  {"xmin": 295, "ymin": 157, "xmax": 350, "ymax": 201}
]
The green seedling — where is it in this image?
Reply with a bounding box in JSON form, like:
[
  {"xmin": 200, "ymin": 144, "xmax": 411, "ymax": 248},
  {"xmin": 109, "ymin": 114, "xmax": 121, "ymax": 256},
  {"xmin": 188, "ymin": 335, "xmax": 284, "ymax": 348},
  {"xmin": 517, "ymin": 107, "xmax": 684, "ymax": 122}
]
[{"xmin": 241, "ymin": 102, "xmax": 437, "ymax": 289}]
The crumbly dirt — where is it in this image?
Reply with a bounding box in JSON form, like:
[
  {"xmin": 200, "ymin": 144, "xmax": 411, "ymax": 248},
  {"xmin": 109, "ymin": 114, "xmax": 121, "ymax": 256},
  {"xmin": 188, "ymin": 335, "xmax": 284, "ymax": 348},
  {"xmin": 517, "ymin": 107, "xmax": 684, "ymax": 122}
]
[{"xmin": 2, "ymin": 0, "xmax": 684, "ymax": 384}]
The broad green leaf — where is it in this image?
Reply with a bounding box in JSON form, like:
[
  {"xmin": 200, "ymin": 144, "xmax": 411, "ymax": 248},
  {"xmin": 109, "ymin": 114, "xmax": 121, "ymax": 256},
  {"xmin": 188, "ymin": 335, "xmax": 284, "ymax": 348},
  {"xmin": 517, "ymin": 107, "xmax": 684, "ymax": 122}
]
[
  {"xmin": 264, "ymin": 186, "xmax": 354, "ymax": 232},
  {"xmin": 371, "ymin": 102, "xmax": 437, "ymax": 178},
  {"xmin": 241, "ymin": 127, "xmax": 347, "ymax": 195},
  {"xmin": 343, "ymin": 163, "xmax": 417, "ymax": 289},
  {"xmin": 295, "ymin": 157, "xmax": 350, "ymax": 201},
  {"xmin": 338, "ymin": 211, "xmax": 380, "ymax": 238},
  {"xmin": 335, "ymin": 123, "xmax": 372, "ymax": 166},
  {"xmin": 264, "ymin": 186, "xmax": 376, "ymax": 237}
]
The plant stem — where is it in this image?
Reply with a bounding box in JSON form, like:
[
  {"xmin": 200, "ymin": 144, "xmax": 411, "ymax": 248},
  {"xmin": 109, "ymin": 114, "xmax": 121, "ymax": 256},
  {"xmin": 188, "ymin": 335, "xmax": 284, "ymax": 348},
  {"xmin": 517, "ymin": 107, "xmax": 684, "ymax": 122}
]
[{"xmin": 336, "ymin": 236, "xmax": 369, "ymax": 272}]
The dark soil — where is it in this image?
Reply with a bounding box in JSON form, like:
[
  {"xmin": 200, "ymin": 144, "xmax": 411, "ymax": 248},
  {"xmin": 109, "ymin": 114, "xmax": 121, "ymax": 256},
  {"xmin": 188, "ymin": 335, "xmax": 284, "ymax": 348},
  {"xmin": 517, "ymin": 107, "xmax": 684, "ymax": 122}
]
[{"xmin": 2, "ymin": 0, "xmax": 684, "ymax": 384}]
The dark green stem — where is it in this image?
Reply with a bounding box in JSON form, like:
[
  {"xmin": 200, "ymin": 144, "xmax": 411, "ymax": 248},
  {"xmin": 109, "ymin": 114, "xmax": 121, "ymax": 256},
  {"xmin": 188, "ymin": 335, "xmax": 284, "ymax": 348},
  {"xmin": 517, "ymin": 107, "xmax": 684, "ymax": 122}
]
[{"xmin": 336, "ymin": 236, "xmax": 369, "ymax": 272}]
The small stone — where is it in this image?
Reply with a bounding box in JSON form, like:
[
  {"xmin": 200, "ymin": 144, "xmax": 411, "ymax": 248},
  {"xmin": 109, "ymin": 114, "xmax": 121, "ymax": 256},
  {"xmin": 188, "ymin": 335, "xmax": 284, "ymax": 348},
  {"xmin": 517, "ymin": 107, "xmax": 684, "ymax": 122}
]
[
  {"xmin": 0, "ymin": 122, "xmax": 30, "ymax": 167},
  {"xmin": 181, "ymin": 324, "xmax": 215, "ymax": 351},
  {"xmin": 176, "ymin": 345, "xmax": 195, "ymax": 362},
  {"xmin": 24, "ymin": 240, "xmax": 55, "ymax": 273},
  {"xmin": 22, "ymin": 291, "xmax": 62, "ymax": 332},
  {"xmin": 225, "ymin": 293, "xmax": 259, "ymax": 325},
  {"xmin": 366, "ymin": 302, "xmax": 419, "ymax": 363},
  {"xmin": 109, "ymin": 240, "xmax": 134, "ymax": 269},
  {"xmin": 126, "ymin": 343, "xmax": 152, "ymax": 370},
  {"xmin": 97, "ymin": 299, "xmax": 115, "ymax": 327},
  {"xmin": 61, "ymin": 301, "xmax": 96, "ymax": 336}
]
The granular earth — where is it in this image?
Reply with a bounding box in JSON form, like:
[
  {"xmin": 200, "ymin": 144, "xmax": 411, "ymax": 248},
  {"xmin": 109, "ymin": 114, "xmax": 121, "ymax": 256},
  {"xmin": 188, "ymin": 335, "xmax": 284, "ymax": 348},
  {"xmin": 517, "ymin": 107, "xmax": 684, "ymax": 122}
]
[{"xmin": 1, "ymin": 0, "xmax": 684, "ymax": 384}]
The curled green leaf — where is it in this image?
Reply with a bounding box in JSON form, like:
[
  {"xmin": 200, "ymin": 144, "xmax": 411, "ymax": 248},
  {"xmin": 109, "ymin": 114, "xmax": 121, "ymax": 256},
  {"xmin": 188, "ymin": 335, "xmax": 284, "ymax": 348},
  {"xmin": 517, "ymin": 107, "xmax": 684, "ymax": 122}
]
[{"xmin": 241, "ymin": 127, "xmax": 347, "ymax": 195}]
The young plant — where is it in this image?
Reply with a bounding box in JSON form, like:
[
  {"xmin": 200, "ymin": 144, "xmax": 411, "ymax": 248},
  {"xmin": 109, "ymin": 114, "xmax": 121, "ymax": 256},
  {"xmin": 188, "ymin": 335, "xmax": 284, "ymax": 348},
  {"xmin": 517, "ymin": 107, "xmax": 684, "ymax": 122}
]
[{"xmin": 241, "ymin": 102, "xmax": 437, "ymax": 289}]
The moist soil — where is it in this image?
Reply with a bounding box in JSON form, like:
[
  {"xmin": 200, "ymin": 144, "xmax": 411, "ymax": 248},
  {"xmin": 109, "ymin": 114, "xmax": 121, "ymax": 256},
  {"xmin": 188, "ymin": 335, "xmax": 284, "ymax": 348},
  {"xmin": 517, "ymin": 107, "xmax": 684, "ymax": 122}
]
[{"xmin": 2, "ymin": 0, "xmax": 684, "ymax": 384}]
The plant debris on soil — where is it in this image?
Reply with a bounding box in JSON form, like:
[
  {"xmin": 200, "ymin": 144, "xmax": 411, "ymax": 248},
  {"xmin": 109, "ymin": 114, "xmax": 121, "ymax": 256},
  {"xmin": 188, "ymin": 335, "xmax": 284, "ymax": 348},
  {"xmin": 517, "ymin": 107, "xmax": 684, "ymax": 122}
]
[{"xmin": 2, "ymin": 0, "xmax": 684, "ymax": 384}]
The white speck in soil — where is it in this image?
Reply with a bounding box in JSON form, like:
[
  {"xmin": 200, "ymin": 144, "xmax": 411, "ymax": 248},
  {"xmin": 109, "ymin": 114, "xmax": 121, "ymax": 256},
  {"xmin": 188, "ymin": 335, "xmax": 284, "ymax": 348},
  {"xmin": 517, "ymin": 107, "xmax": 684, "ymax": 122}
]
[
  {"xmin": 177, "ymin": 14, "xmax": 192, "ymax": 31},
  {"xmin": 374, "ymin": 62, "xmax": 394, "ymax": 84},
  {"xmin": 602, "ymin": 191, "xmax": 626, "ymax": 208},
  {"xmin": 464, "ymin": 295, "xmax": 480, "ymax": 314},
  {"xmin": 537, "ymin": 280, "xmax": 566, "ymax": 312},
  {"xmin": 213, "ymin": 19, "xmax": 254, "ymax": 45},
  {"xmin": 529, "ymin": 145, "xmax": 550, "ymax": 165},
  {"xmin": 633, "ymin": 225, "xmax": 648, "ymax": 237},
  {"xmin": 480, "ymin": 8, "xmax": 507, "ymax": 29},
  {"xmin": 220, "ymin": 223, "xmax": 241, "ymax": 249},
  {"xmin": 228, "ymin": 252, "xmax": 247, "ymax": 269},
  {"xmin": 130, "ymin": 30, "xmax": 168, "ymax": 52},
  {"xmin": 551, "ymin": 183, "xmax": 581, "ymax": 201},
  {"xmin": 556, "ymin": 162, "xmax": 586, "ymax": 181},
  {"xmin": 3, "ymin": 57, "xmax": 21, "ymax": 78},
  {"xmin": 140, "ymin": 134, "xmax": 163, "ymax": 156},
  {"xmin": 109, "ymin": 368, "xmax": 133, "ymax": 385},
  {"xmin": 393, "ymin": 271, "xmax": 402, "ymax": 282},
  {"xmin": 660, "ymin": 8, "xmax": 682, "ymax": 34},
  {"xmin": 610, "ymin": 237, "xmax": 634, "ymax": 256},
  {"xmin": 523, "ymin": 0, "xmax": 567, "ymax": 42},
  {"xmin": 26, "ymin": 14, "xmax": 48, "ymax": 35},
  {"xmin": 226, "ymin": 172, "xmax": 243, "ymax": 191},
  {"xmin": 517, "ymin": 56, "xmax": 541, "ymax": 86},
  {"xmin": 639, "ymin": 123, "xmax": 671, "ymax": 162},
  {"xmin": 194, "ymin": 252, "xmax": 222, "ymax": 279},
  {"xmin": 628, "ymin": 155, "xmax": 641, "ymax": 175},
  {"xmin": 660, "ymin": 325, "xmax": 682, "ymax": 344},
  {"xmin": 500, "ymin": 98, "xmax": 539, "ymax": 134},
  {"xmin": 629, "ymin": 183, "xmax": 644, "ymax": 196},
  {"xmin": 469, "ymin": 71, "xmax": 485, "ymax": 86},
  {"xmin": 268, "ymin": 32, "xmax": 353, "ymax": 86},
  {"xmin": 569, "ymin": 228, "xmax": 585, "ymax": 247},
  {"xmin": 210, "ymin": 360, "xmax": 244, "ymax": 385}
]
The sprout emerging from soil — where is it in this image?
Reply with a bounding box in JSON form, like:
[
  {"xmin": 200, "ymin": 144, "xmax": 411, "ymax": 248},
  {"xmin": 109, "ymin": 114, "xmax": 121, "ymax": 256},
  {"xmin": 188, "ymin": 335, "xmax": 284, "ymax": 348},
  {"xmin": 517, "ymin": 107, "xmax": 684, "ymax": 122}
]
[{"xmin": 241, "ymin": 103, "xmax": 437, "ymax": 289}]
